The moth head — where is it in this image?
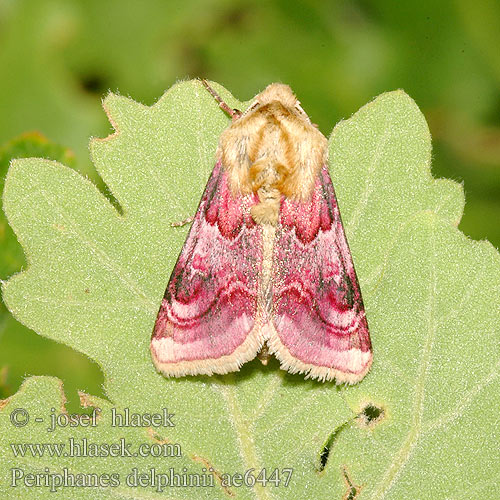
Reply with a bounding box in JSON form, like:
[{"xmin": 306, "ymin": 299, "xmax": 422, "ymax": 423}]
[
  {"xmin": 256, "ymin": 83, "xmax": 297, "ymax": 108},
  {"xmin": 244, "ymin": 83, "xmax": 310, "ymax": 121}
]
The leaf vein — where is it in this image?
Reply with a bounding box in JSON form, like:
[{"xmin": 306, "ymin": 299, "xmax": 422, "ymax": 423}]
[{"xmin": 371, "ymin": 221, "xmax": 438, "ymax": 499}]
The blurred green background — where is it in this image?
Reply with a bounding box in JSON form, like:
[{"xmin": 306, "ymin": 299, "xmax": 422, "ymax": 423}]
[{"xmin": 1, "ymin": 0, "xmax": 499, "ymax": 410}]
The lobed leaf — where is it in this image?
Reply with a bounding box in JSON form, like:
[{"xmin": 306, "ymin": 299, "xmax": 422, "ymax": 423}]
[{"xmin": 1, "ymin": 81, "xmax": 499, "ymax": 499}]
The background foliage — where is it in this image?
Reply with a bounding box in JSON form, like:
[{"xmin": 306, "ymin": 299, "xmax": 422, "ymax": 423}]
[{"xmin": 1, "ymin": 0, "xmax": 499, "ymax": 412}]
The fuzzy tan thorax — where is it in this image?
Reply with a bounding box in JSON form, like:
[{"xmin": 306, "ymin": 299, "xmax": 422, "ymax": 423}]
[{"xmin": 217, "ymin": 83, "xmax": 328, "ymax": 225}]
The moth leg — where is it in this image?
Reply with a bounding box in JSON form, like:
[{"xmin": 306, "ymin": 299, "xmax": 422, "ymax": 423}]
[
  {"xmin": 170, "ymin": 215, "xmax": 195, "ymax": 227},
  {"xmin": 257, "ymin": 341, "xmax": 272, "ymax": 365}
]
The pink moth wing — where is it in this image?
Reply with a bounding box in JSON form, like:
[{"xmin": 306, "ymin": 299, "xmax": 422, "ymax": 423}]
[
  {"xmin": 151, "ymin": 81, "xmax": 372, "ymax": 383},
  {"xmin": 268, "ymin": 167, "xmax": 372, "ymax": 383},
  {"xmin": 151, "ymin": 161, "xmax": 264, "ymax": 376}
]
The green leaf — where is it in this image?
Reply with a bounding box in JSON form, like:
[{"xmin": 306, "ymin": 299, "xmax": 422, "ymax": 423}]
[
  {"xmin": 0, "ymin": 132, "xmax": 103, "ymax": 411},
  {"xmin": 0, "ymin": 131, "xmax": 76, "ymax": 280},
  {"xmin": 1, "ymin": 81, "xmax": 499, "ymax": 499}
]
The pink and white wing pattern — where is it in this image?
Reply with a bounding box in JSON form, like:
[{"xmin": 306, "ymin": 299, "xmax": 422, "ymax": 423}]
[
  {"xmin": 269, "ymin": 166, "xmax": 372, "ymax": 382},
  {"xmin": 151, "ymin": 161, "xmax": 263, "ymax": 376}
]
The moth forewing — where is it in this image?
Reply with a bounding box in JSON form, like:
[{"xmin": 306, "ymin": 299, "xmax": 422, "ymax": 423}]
[{"xmin": 151, "ymin": 81, "xmax": 372, "ymax": 383}]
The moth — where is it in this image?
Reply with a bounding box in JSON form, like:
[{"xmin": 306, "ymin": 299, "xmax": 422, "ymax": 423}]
[{"xmin": 151, "ymin": 80, "xmax": 372, "ymax": 383}]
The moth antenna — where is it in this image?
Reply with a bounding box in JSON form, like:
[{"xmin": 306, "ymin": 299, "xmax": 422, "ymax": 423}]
[{"xmin": 201, "ymin": 79, "xmax": 242, "ymax": 120}]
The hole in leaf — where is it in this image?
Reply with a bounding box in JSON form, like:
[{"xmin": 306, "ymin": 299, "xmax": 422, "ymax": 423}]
[
  {"xmin": 358, "ymin": 403, "xmax": 385, "ymax": 427},
  {"xmin": 342, "ymin": 466, "xmax": 362, "ymax": 500},
  {"xmin": 317, "ymin": 421, "xmax": 349, "ymax": 472},
  {"xmin": 318, "ymin": 438, "xmax": 333, "ymax": 472},
  {"xmin": 362, "ymin": 404, "xmax": 383, "ymax": 422}
]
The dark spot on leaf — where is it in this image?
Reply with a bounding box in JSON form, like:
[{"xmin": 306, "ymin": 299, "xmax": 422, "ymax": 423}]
[
  {"xmin": 358, "ymin": 403, "xmax": 385, "ymax": 427},
  {"xmin": 317, "ymin": 421, "xmax": 350, "ymax": 472},
  {"xmin": 342, "ymin": 466, "xmax": 362, "ymax": 500}
]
